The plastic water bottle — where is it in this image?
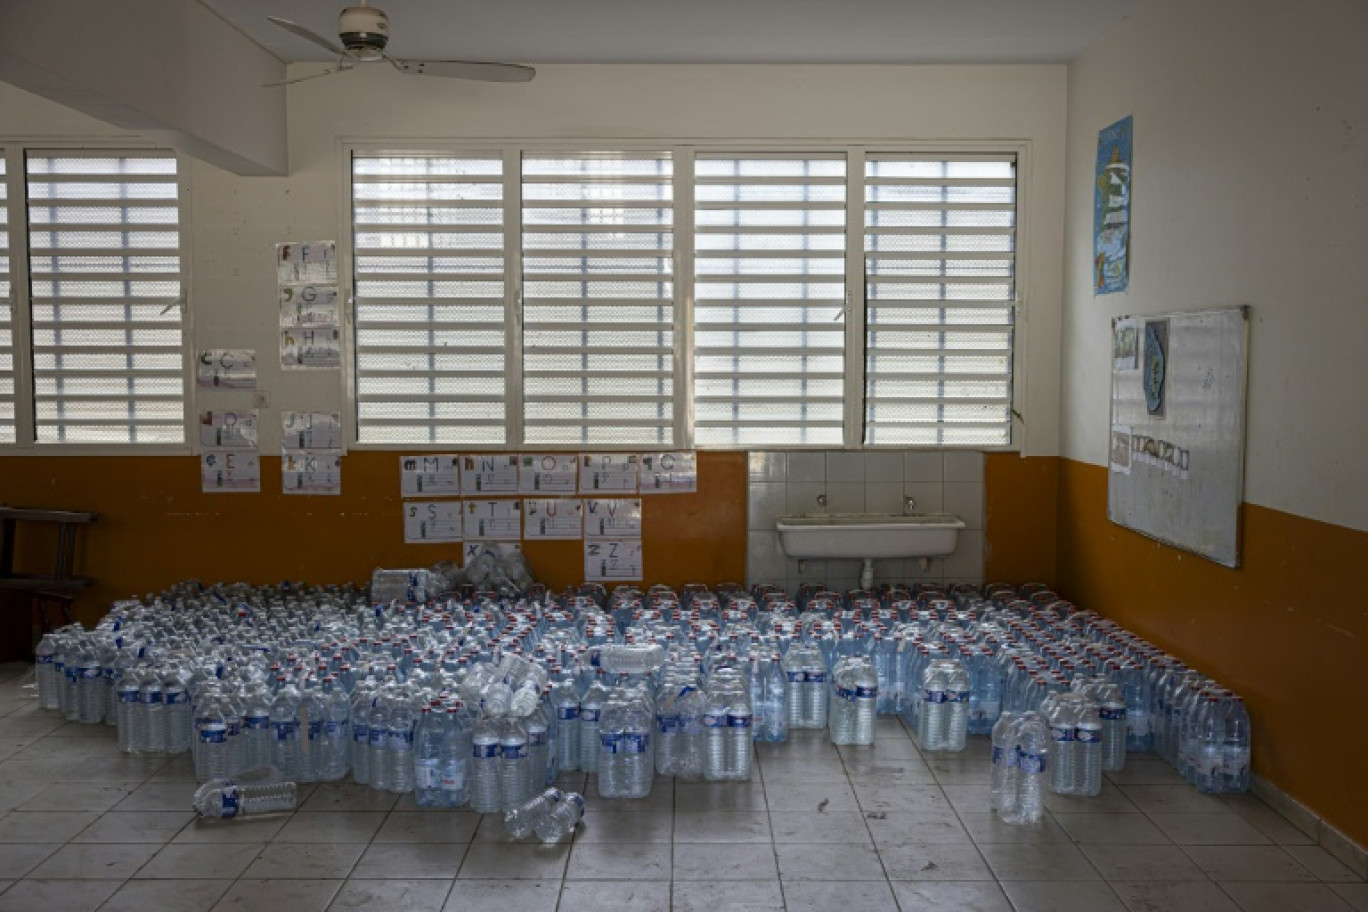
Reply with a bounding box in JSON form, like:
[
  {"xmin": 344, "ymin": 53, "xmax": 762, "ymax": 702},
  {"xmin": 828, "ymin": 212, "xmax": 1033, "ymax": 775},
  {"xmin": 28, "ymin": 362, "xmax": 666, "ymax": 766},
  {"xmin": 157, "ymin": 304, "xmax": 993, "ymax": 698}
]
[
  {"xmin": 760, "ymin": 653, "xmax": 788, "ymax": 742},
  {"xmin": 442, "ymin": 704, "xmax": 471, "ymax": 807},
  {"xmin": 1220, "ymin": 696, "xmax": 1250, "ymax": 793},
  {"xmin": 1098, "ymin": 682, "xmax": 1127, "ymax": 772},
  {"xmin": 1074, "ymin": 704, "xmax": 1103, "ymax": 797},
  {"xmin": 269, "ymin": 679, "xmax": 302, "ymax": 783},
  {"xmin": 387, "ymin": 694, "xmax": 416, "ymax": 794},
  {"xmin": 804, "ymin": 647, "xmax": 828, "ymax": 729},
  {"xmin": 1121, "ymin": 663, "xmax": 1152, "ymax": 752},
  {"xmin": 193, "ymin": 778, "xmax": 297, "ymax": 818},
  {"xmin": 526, "ymin": 699, "xmax": 551, "ymax": 792},
  {"xmin": 470, "ymin": 715, "xmax": 502, "ymax": 813},
  {"xmin": 499, "ymin": 717, "xmax": 530, "ymax": 809},
  {"xmin": 533, "ymin": 791, "xmax": 585, "ymax": 844},
  {"xmin": 413, "ymin": 705, "xmax": 444, "ymax": 807},
  {"xmin": 828, "ymin": 660, "xmax": 856, "ymax": 746},
  {"xmin": 621, "ymin": 697, "xmax": 653, "ymax": 796},
  {"xmin": 597, "ymin": 697, "xmax": 624, "ymax": 798},
  {"xmin": 1047, "ymin": 695, "xmax": 1078, "ymax": 795},
  {"xmin": 318, "ymin": 678, "xmax": 350, "ymax": 781},
  {"xmin": 34, "ymin": 634, "xmax": 60, "ymax": 710},
  {"xmin": 1194, "ymin": 695, "xmax": 1226, "ymax": 794},
  {"xmin": 552, "ymin": 678, "xmax": 580, "ymax": 773},
  {"xmin": 726, "ymin": 690, "xmax": 753, "ymax": 781},
  {"xmin": 578, "ymin": 677, "xmax": 607, "ymax": 774},
  {"xmin": 139, "ymin": 667, "xmax": 166, "ymax": 755},
  {"xmin": 349, "ymin": 686, "xmax": 372, "ymax": 785},
  {"xmin": 782, "ymin": 647, "xmax": 805, "ymax": 729},
  {"xmin": 943, "ymin": 661, "xmax": 970, "ymax": 751},
  {"xmin": 242, "ymin": 682, "xmax": 274, "ymax": 773},
  {"xmin": 703, "ymin": 690, "xmax": 729, "ymax": 781},
  {"xmin": 672, "ymin": 683, "xmax": 705, "ymax": 781},
  {"xmin": 918, "ymin": 661, "xmax": 948, "ymax": 751},
  {"xmin": 368, "ymin": 689, "xmax": 393, "ymax": 792},
  {"xmin": 115, "ymin": 672, "xmax": 141, "ymax": 754},
  {"xmin": 990, "ymin": 712, "xmax": 1022, "ymax": 815},
  {"xmin": 1002, "ymin": 712, "xmax": 1049, "ymax": 825},
  {"xmin": 297, "ymin": 684, "xmax": 325, "ymax": 783},
  {"xmin": 504, "ymin": 787, "xmax": 565, "ymax": 837},
  {"xmin": 195, "ymin": 691, "xmax": 232, "ymax": 782}
]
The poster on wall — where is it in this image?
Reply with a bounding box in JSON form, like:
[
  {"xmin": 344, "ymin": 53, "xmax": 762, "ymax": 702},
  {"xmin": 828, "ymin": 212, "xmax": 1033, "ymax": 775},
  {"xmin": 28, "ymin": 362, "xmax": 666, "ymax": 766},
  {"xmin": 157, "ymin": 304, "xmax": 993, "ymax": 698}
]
[
  {"xmin": 199, "ymin": 410, "xmax": 259, "ymax": 449},
  {"xmin": 197, "ymin": 349, "xmax": 256, "ymax": 389},
  {"xmin": 464, "ymin": 499, "xmax": 521, "ymax": 541},
  {"xmin": 461, "ymin": 455, "xmax": 520, "ymax": 495},
  {"xmin": 281, "ymin": 327, "xmax": 342, "ymax": 370},
  {"xmin": 1094, "ymin": 115, "xmax": 1133, "ymax": 295},
  {"xmin": 282, "ymin": 449, "xmax": 342, "ymax": 495},
  {"xmin": 585, "ymin": 539, "xmax": 644, "ymax": 582},
  {"xmin": 403, "ymin": 501, "xmax": 464, "ymax": 544},
  {"xmin": 400, "ymin": 455, "xmax": 461, "ymax": 497},
  {"xmin": 279, "ymin": 284, "xmax": 341, "ymax": 329},
  {"xmin": 518, "ymin": 453, "xmax": 579, "ymax": 494},
  {"xmin": 580, "ymin": 453, "xmax": 639, "ymax": 493},
  {"xmin": 201, "ymin": 449, "xmax": 261, "ymax": 493},
  {"xmin": 639, "ymin": 451, "xmax": 698, "ymax": 494},
  {"xmin": 523, "ymin": 498, "xmax": 584, "ymax": 540},
  {"xmin": 276, "ymin": 241, "xmax": 337, "ymax": 284},
  {"xmin": 583, "ymin": 498, "xmax": 644, "ymax": 538},
  {"xmin": 282, "ymin": 411, "xmax": 343, "ymax": 450}
]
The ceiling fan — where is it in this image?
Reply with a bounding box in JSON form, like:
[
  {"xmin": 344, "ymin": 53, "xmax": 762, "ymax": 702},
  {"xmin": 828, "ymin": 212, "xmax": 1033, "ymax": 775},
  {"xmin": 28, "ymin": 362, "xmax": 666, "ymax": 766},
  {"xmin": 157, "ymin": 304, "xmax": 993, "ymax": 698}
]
[{"xmin": 265, "ymin": 3, "xmax": 536, "ymax": 87}]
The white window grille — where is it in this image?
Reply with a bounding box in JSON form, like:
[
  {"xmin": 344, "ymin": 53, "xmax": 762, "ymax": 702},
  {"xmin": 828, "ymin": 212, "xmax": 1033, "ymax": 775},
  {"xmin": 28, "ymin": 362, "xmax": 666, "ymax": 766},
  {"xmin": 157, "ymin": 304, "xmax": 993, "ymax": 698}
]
[
  {"xmin": 693, "ymin": 155, "xmax": 848, "ymax": 447},
  {"xmin": 352, "ymin": 154, "xmax": 508, "ymax": 445},
  {"xmin": 863, "ymin": 154, "xmax": 1016, "ymax": 446},
  {"xmin": 521, "ymin": 153, "xmax": 675, "ymax": 446},
  {"xmin": 25, "ymin": 152, "xmax": 184, "ymax": 444},
  {"xmin": 0, "ymin": 154, "xmax": 13, "ymax": 443}
]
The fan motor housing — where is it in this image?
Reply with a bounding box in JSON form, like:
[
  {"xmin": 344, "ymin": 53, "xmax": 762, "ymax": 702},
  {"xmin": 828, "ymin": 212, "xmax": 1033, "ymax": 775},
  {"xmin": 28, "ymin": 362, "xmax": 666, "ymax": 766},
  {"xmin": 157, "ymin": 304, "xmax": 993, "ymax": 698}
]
[{"xmin": 338, "ymin": 6, "xmax": 390, "ymax": 56}]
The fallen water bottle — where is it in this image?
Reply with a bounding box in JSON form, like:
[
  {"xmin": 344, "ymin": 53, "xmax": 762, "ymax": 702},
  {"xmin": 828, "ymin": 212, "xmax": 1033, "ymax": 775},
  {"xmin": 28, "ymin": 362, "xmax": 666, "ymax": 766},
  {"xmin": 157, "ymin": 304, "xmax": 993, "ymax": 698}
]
[
  {"xmin": 532, "ymin": 791, "xmax": 585, "ymax": 844},
  {"xmin": 193, "ymin": 778, "xmax": 298, "ymax": 819},
  {"xmin": 504, "ymin": 786, "xmax": 565, "ymax": 838}
]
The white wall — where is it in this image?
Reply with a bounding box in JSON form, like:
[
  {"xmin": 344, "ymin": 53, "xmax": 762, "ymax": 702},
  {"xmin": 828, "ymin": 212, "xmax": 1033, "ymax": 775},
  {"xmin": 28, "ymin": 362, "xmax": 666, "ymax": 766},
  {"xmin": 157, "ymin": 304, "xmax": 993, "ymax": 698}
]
[
  {"xmin": 5, "ymin": 63, "xmax": 1068, "ymax": 457},
  {"xmin": 1061, "ymin": 0, "xmax": 1368, "ymax": 531}
]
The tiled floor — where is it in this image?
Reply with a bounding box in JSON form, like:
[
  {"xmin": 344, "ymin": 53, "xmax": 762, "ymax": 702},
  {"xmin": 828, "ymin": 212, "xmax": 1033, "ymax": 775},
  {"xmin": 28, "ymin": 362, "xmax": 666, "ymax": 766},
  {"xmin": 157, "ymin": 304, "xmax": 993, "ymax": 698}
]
[{"xmin": 0, "ymin": 663, "xmax": 1361, "ymax": 912}]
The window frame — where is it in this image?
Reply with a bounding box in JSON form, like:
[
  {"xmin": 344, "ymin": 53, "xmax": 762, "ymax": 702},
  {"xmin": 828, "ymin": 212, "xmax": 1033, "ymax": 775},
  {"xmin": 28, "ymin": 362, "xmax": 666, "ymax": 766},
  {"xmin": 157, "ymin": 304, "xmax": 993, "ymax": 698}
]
[
  {"xmin": 341, "ymin": 138, "xmax": 1029, "ymax": 453},
  {"xmin": 0, "ymin": 143, "xmax": 193, "ymax": 455}
]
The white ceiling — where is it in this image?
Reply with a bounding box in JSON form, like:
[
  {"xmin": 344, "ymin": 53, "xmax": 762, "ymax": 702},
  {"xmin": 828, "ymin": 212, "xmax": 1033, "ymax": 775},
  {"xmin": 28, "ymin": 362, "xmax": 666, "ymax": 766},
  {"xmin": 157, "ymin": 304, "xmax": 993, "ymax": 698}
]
[{"xmin": 203, "ymin": 0, "xmax": 1142, "ymax": 66}]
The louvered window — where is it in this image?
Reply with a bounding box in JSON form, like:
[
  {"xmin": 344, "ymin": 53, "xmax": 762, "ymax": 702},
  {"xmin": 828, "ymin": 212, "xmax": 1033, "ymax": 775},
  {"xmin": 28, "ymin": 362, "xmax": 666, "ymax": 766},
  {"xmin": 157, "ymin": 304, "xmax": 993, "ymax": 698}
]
[
  {"xmin": 864, "ymin": 155, "xmax": 1016, "ymax": 445},
  {"xmin": 693, "ymin": 156, "xmax": 847, "ymax": 447},
  {"xmin": 521, "ymin": 153, "xmax": 674, "ymax": 446},
  {"xmin": 0, "ymin": 154, "xmax": 12, "ymax": 443},
  {"xmin": 26, "ymin": 152, "xmax": 184, "ymax": 444},
  {"xmin": 352, "ymin": 154, "xmax": 508, "ymax": 445}
]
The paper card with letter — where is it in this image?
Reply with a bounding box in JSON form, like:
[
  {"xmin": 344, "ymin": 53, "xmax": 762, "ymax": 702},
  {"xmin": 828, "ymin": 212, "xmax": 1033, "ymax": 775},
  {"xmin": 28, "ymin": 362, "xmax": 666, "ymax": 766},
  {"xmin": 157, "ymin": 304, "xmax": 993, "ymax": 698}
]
[
  {"xmin": 518, "ymin": 453, "xmax": 578, "ymax": 494},
  {"xmin": 639, "ymin": 451, "xmax": 697, "ymax": 494},
  {"xmin": 201, "ymin": 449, "xmax": 261, "ymax": 493},
  {"xmin": 583, "ymin": 498, "xmax": 643, "ymax": 539},
  {"xmin": 400, "ymin": 455, "xmax": 460, "ymax": 497},
  {"xmin": 580, "ymin": 453, "xmax": 638, "ymax": 493},
  {"xmin": 464, "ymin": 499, "xmax": 521, "ymax": 541},
  {"xmin": 584, "ymin": 539, "xmax": 643, "ymax": 582},
  {"xmin": 403, "ymin": 501, "xmax": 464, "ymax": 544},
  {"xmin": 523, "ymin": 499, "xmax": 583, "ymax": 540},
  {"xmin": 461, "ymin": 454, "xmax": 520, "ymax": 495}
]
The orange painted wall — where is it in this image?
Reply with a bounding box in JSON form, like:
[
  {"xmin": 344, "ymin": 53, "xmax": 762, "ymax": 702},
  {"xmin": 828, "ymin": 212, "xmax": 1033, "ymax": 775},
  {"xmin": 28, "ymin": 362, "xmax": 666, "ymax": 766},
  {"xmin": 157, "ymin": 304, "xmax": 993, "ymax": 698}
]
[
  {"xmin": 984, "ymin": 453, "xmax": 1059, "ymax": 586},
  {"xmin": 1056, "ymin": 458, "xmax": 1368, "ymax": 846},
  {"xmin": 0, "ymin": 451, "xmax": 747, "ymax": 628}
]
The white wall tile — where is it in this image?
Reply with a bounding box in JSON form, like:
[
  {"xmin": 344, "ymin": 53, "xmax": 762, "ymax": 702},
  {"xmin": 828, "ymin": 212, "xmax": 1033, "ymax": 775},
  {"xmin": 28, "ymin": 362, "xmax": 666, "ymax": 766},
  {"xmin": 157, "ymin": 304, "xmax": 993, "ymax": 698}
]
[
  {"xmin": 943, "ymin": 530, "xmax": 984, "ymax": 581},
  {"xmin": 904, "ymin": 451, "xmax": 944, "ymax": 482},
  {"xmin": 943, "ymin": 450, "xmax": 985, "ymax": 483},
  {"xmin": 785, "ymin": 482, "xmax": 826, "ymax": 515},
  {"xmin": 825, "ymin": 482, "xmax": 865, "ymax": 513},
  {"xmin": 871, "ymin": 558, "xmax": 907, "ymax": 586},
  {"xmin": 747, "ymin": 482, "xmax": 787, "ymax": 531},
  {"xmin": 864, "ymin": 450, "xmax": 905, "ymax": 483},
  {"xmin": 748, "ymin": 451, "xmax": 787, "ymax": 482},
  {"xmin": 826, "ymin": 451, "xmax": 865, "ymax": 484},
  {"xmin": 902, "ymin": 481, "xmax": 944, "ymax": 514},
  {"xmin": 864, "ymin": 482, "xmax": 905, "ymax": 515},
  {"xmin": 746, "ymin": 530, "xmax": 787, "ymax": 586},
  {"xmin": 787, "ymin": 451, "xmax": 826, "ymax": 483},
  {"xmin": 944, "ymin": 482, "xmax": 985, "ymax": 531}
]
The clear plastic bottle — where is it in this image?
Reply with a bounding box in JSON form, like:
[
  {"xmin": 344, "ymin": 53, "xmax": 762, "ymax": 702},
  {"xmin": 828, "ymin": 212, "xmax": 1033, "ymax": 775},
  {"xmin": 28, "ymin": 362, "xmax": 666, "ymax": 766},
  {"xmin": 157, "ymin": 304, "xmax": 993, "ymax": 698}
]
[
  {"xmin": 551, "ymin": 677, "xmax": 580, "ymax": 774},
  {"xmin": 578, "ymin": 675, "xmax": 608, "ymax": 774},
  {"xmin": 242, "ymin": 681, "xmax": 274, "ymax": 773},
  {"xmin": 504, "ymin": 786, "xmax": 565, "ymax": 837},
  {"xmin": 269, "ymin": 678, "xmax": 303, "ymax": 783},
  {"xmin": 1097, "ymin": 682, "xmax": 1127, "ymax": 772},
  {"xmin": 318, "ymin": 677, "xmax": 351, "ymax": 781},
  {"xmin": 596, "ymin": 697, "xmax": 624, "ymax": 798},
  {"xmin": 195, "ymin": 689, "xmax": 232, "ymax": 782},
  {"xmin": 990, "ymin": 711, "xmax": 1022, "ymax": 816},
  {"xmin": 532, "ymin": 791, "xmax": 585, "ymax": 844},
  {"xmin": 1220, "ymin": 696, "xmax": 1250, "ymax": 793},
  {"xmin": 782, "ymin": 646, "xmax": 806, "ymax": 729},
  {"xmin": 413, "ymin": 705, "xmax": 444, "ymax": 807},
  {"xmin": 367, "ymin": 688, "xmax": 393, "ymax": 792},
  {"xmin": 499, "ymin": 716, "xmax": 530, "ymax": 809},
  {"xmin": 1003, "ymin": 712, "xmax": 1049, "ymax": 825},
  {"xmin": 725, "ymin": 688, "xmax": 753, "ymax": 781},
  {"xmin": 1047, "ymin": 695, "xmax": 1079, "ymax": 795},
  {"xmin": 760, "ymin": 653, "xmax": 788, "ymax": 742},
  {"xmin": 193, "ymin": 778, "xmax": 298, "ymax": 818},
  {"xmin": 34, "ymin": 634, "xmax": 60, "ymax": 710},
  {"xmin": 1074, "ymin": 705, "xmax": 1103, "ymax": 797},
  {"xmin": 702, "ymin": 689, "xmax": 729, "ymax": 781},
  {"xmin": 387, "ymin": 692, "xmax": 417, "ymax": 795},
  {"xmin": 297, "ymin": 683, "xmax": 325, "ymax": 783},
  {"xmin": 470, "ymin": 714, "xmax": 503, "ymax": 813},
  {"xmin": 526, "ymin": 697, "xmax": 551, "ymax": 793},
  {"xmin": 918, "ymin": 660, "xmax": 948, "ymax": 751},
  {"xmin": 348, "ymin": 684, "xmax": 373, "ymax": 785},
  {"xmin": 828, "ymin": 659, "xmax": 855, "ymax": 746},
  {"xmin": 621, "ymin": 696, "xmax": 654, "ymax": 796},
  {"xmin": 1194, "ymin": 695, "xmax": 1226, "ymax": 794},
  {"xmin": 115, "ymin": 670, "xmax": 141, "ymax": 755},
  {"xmin": 441, "ymin": 703, "xmax": 472, "ymax": 807},
  {"xmin": 943, "ymin": 661, "xmax": 970, "ymax": 751},
  {"xmin": 804, "ymin": 647, "xmax": 828, "ymax": 729},
  {"xmin": 138, "ymin": 666, "xmax": 166, "ymax": 756}
]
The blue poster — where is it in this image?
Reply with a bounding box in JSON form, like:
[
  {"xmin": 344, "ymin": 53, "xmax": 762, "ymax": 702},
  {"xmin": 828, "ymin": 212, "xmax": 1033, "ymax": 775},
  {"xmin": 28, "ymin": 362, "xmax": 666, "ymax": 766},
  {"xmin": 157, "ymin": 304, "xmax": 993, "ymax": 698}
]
[{"xmin": 1094, "ymin": 115, "xmax": 1133, "ymax": 295}]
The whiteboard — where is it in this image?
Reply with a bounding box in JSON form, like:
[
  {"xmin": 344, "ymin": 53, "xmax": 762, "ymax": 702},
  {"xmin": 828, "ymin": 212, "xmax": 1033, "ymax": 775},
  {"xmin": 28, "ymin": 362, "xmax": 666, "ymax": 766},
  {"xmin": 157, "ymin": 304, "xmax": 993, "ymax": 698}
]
[{"xmin": 1107, "ymin": 307, "xmax": 1249, "ymax": 567}]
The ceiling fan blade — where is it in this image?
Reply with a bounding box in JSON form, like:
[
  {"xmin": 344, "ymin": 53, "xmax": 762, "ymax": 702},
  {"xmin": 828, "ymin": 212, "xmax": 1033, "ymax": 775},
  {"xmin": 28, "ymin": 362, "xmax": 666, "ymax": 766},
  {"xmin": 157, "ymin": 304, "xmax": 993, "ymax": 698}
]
[
  {"xmin": 395, "ymin": 60, "xmax": 536, "ymax": 83},
  {"xmin": 267, "ymin": 16, "xmax": 348, "ymax": 57},
  {"xmin": 263, "ymin": 64, "xmax": 355, "ymax": 88}
]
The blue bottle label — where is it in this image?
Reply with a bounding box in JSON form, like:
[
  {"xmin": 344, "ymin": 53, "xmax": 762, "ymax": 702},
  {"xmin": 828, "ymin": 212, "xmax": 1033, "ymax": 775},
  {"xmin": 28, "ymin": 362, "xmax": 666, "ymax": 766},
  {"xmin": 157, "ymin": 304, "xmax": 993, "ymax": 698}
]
[
  {"xmin": 787, "ymin": 671, "xmax": 805, "ymax": 684},
  {"xmin": 727, "ymin": 713, "xmax": 752, "ymax": 728},
  {"xmin": 924, "ymin": 690, "xmax": 946, "ymax": 704},
  {"xmin": 474, "ymin": 741, "xmax": 500, "ymax": 759},
  {"xmin": 220, "ymin": 785, "xmax": 239, "ymax": 819},
  {"xmin": 806, "ymin": 672, "xmax": 826, "ymax": 684},
  {"xmin": 598, "ymin": 733, "xmax": 620, "ymax": 755},
  {"xmin": 199, "ymin": 724, "xmax": 228, "ymax": 744},
  {"xmin": 140, "ymin": 691, "xmax": 163, "ymax": 705},
  {"xmin": 529, "ymin": 729, "xmax": 548, "ymax": 747},
  {"xmin": 36, "ymin": 655, "xmax": 53, "ymax": 665},
  {"xmin": 580, "ymin": 707, "xmax": 601, "ymax": 723},
  {"xmin": 323, "ymin": 721, "xmax": 344, "ymax": 736},
  {"xmin": 1019, "ymin": 751, "xmax": 1047, "ymax": 774},
  {"xmin": 274, "ymin": 721, "xmax": 297, "ymax": 741},
  {"xmin": 246, "ymin": 714, "xmax": 271, "ymax": 731},
  {"xmin": 557, "ymin": 706, "xmax": 579, "ymax": 721},
  {"xmin": 703, "ymin": 712, "xmax": 726, "ymax": 728},
  {"xmin": 837, "ymin": 687, "xmax": 856, "ymax": 702},
  {"xmin": 1100, "ymin": 706, "xmax": 1126, "ymax": 720},
  {"xmin": 1051, "ymin": 724, "xmax": 1074, "ymax": 742},
  {"xmin": 390, "ymin": 730, "xmax": 414, "ymax": 751},
  {"xmin": 370, "ymin": 728, "xmax": 386, "ymax": 746},
  {"xmin": 118, "ymin": 689, "xmax": 140, "ymax": 704},
  {"xmin": 353, "ymin": 724, "xmax": 369, "ymax": 742},
  {"xmin": 658, "ymin": 716, "xmax": 679, "ymax": 734},
  {"xmin": 623, "ymin": 733, "xmax": 648, "ymax": 754},
  {"xmin": 855, "ymin": 686, "xmax": 877, "ymax": 699},
  {"xmin": 947, "ymin": 690, "xmax": 970, "ymax": 703},
  {"xmin": 1075, "ymin": 727, "xmax": 1102, "ymax": 744}
]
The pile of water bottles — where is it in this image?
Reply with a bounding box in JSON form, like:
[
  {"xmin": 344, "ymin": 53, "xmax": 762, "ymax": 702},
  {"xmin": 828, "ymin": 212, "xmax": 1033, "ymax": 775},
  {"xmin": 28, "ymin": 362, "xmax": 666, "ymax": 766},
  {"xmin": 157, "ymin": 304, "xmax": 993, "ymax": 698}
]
[{"xmin": 30, "ymin": 577, "xmax": 1251, "ymax": 822}]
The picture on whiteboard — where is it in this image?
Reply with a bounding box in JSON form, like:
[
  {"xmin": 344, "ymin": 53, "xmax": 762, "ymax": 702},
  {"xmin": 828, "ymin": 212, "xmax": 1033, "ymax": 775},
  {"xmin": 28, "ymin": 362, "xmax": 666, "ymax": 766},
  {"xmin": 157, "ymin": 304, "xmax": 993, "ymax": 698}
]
[
  {"xmin": 1109, "ymin": 424, "xmax": 1132, "ymax": 475},
  {"xmin": 1112, "ymin": 319, "xmax": 1138, "ymax": 370},
  {"xmin": 1143, "ymin": 318, "xmax": 1169, "ymax": 416}
]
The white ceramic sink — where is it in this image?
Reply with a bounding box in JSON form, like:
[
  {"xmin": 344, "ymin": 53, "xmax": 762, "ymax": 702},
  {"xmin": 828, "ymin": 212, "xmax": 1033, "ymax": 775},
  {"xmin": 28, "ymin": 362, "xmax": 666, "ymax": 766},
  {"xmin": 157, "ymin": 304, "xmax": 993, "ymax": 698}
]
[{"xmin": 774, "ymin": 512, "xmax": 966, "ymax": 560}]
